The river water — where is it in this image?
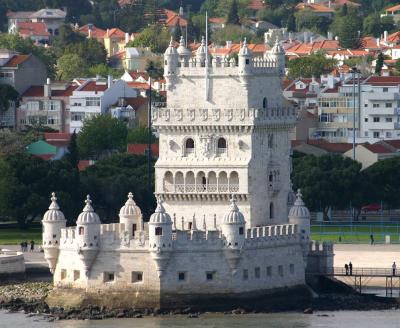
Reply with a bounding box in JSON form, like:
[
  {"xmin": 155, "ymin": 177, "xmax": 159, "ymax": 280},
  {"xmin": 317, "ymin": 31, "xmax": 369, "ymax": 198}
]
[{"xmin": 1, "ymin": 310, "xmax": 400, "ymax": 328}]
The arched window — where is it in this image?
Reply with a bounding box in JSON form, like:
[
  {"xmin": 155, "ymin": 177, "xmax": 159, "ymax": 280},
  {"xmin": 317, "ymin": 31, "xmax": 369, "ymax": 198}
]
[
  {"xmin": 185, "ymin": 138, "xmax": 194, "ymax": 155},
  {"xmin": 269, "ymin": 203, "xmax": 274, "ymax": 219},
  {"xmin": 263, "ymin": 97, "xmax": 268, "ymax": 109},
  {"xmin": 155, "ymin": 227, "xmax": 163, "ymax": 236},
  {"xmin": 239, "ymin": 227, "xmax": 244, "ymax": 235},
  {"xmin": 79, "ymin": 227, "xmax": 84, "ymax": 235},
  {"xmin": 217, "ymin": 137, "xmax": 227, "ymax": 154}
]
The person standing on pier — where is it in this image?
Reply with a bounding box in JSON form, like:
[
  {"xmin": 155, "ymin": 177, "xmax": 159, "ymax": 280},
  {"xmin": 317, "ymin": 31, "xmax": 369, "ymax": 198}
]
[
  {"xmin": 345, "ymin": 263, "xmax": 349, "ymax": 275},
  {"xmin": 392, "ymin": 262, "xmax": 396, "ymax": 276},
  {"xmin": 370, "ymin": 234, "xmax": 374, "ymax": 245},
  {"xmin": 349, "ymin": 262, "xmax": 353, "ymax": 275}
]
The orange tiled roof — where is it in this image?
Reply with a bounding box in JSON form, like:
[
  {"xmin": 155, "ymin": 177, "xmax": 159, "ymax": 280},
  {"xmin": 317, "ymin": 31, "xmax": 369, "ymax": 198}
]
[
  {"xmin": 105, "ymin": 28, "xmax": 126, "ymax": 39},
  {"xmin": 286, "ymin": 40, "xmax": 340, "ymax": 55},
  {"xmin": 80, "ymin": 81, "xmax": 108, "ymax": 92},
  {"xmin": 17, "ymin": 22, "xmax": 50, "ymax": 37},
  {"xmin": 163, "ymin": 9, "xmax": 187, "ymax": 27},
  {"xmin": 247, "ymin": 0, "xmax": 267, "ymax": 10},
  {"xmin": 296, "ymin": 3, "xmax": 335, "ymax": 13},
  {"xmin": 3, "ymin": 54, "xmax": 30, "ymax": 67},
  {"xmin": 78, "ymin": 24, "xmax": 106, "ymax": 39},
  {"xmin": 363, "ymin": 76, "xmax": 400, "ymax": 86},
  {"xmin": 22, "ymin": 84, "xmax": 78, "ymax": 97},
  {"xmin": 385, "ymin": 4, "xmax": 400, "ymax": 12},
  {"xmin": 387, "ymin": 31, "xmax": 400, "ymax": 43},
  {"xmin": 209, "ymin": 17, "xmax": 226, "ymax": 24},
  {"xmin": 210, "ymin": 43, "xmax": 269, "ymax": 56},
  {"xmin": 127, "ymin": 143, "xmax": 159, "ymax": 156},
  {"xmin": 363, "ymin": 143, "xmax": 393, "ymax": 154},
  {"xmin": 127, "ymin": 81, "xmax": 150, "ymax": 90}
]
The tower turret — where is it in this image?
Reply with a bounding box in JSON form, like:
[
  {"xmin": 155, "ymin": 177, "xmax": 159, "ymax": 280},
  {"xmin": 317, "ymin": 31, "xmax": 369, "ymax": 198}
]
[
  {"xmin": 270, "ymin": 39, "xmax": 285, "ymax": 76},
  {"xmin": 177, "ymin": 35, "xmax": 191, "ymax": 66},
  {"xmin": 119, "ymin": 192, "xmax": 143, "ymax": 238},
  {"xmin": 164, "ymin": 37, "xmax": 178, "ymax": 82},
  {"xmin": 289, "ymin": 189, "xmax": 311, "ymax": 267},
  {"xmin": 76, "ymin": 195, "xmax": 101, "ymax": 276},
  {"xmin": 221, "ymin": 197, "xmax": 246, "ymax": 273},
  {"xmin": 196, "ymin": 36, "xmax": 207, "ymax": 66},
  {"xmin": 42, "ymin": 192, "xmax": 66, "ymax": 274},
  {"xmin": 238, "ymin": 38, "xmax": 252, "ymax": 85},
  {"xmin": 148, "ymin": 197, "xmax": 173, "ymax": 277}
]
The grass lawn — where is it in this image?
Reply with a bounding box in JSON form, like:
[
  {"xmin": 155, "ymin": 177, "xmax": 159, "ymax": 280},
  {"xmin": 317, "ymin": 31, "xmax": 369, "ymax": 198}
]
[{"xmin": 0, "ymin": 227, "xmax": 42, "ymax": 245}]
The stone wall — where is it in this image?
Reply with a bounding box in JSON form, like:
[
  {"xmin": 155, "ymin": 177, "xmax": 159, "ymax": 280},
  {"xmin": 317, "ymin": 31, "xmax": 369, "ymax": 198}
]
[{"xmin": 0, "ymin": 249, "xmax": 25, "ymax": 274}]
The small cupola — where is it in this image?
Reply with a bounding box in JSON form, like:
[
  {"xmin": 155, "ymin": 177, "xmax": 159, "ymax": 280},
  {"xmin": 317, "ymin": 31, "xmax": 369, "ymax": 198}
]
[
  {"xmin": 43, "ymin": 192, "xmax": 65, "ymax": 222},
  {"xmin": 239, "ymin": 38, "xmax": 252, "ymax": 57},
  {"xmin": 288, "ymin": 189, "xmax": 310, "ymax": 220},
  {"xmin": 223, "ymin": 197, "xmax": 245, "ymax": 225},
  {"xmin": 77, "ymin": 195, "xmax": 100, "ymax": 224},
  {"xmin": 119, "ymin": 192, "xmax": 142, "ymax": 221},
  {"xmin": 150, "ymin": 197, "xmax": 172, "ymax": 224}
]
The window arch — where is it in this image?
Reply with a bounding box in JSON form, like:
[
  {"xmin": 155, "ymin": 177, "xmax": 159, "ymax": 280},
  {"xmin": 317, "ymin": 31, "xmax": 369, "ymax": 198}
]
[
  {"xmin": 263, "ymin": 97, "xmax": 268, "ymax": 109},
  {"xmin": 269, "ymin": 202, "xmax": 274, "ymax": 219},
  {"xmin": 155, "ymin": 227, "xmax": 163, "ymax": 236},
  {"xmin": 79, "ymin": 226, "xmax": 84, "ymax": 235},
  {"xmin": 217, "ymin": 137, "xmax": 227, "ymax": 155},
  {"xmin": 184, "ymin": 138, "xmax": 195, "ymax": 155}
]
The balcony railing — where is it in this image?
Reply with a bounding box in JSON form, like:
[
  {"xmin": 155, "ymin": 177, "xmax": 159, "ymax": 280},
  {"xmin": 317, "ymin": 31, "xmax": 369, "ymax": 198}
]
[{"xmin": 165, "ymin": 184, "xmax": 239, "ymax": 193}]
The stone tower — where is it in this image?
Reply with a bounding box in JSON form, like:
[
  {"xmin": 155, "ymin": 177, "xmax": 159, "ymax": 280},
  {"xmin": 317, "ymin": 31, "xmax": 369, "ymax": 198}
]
[{"xmin": 153, "ymin": 38, "xmax": 295, "ymax": 228}]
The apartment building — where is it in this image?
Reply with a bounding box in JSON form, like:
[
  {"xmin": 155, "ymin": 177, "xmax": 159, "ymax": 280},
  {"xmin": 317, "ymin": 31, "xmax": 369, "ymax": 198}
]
[
  {"xmin": 18, "ymin": 79, "xmax": 77, "ymax": 132},
  {"xmin": 69, "ymin": 77, "xmax": 137, "ymax": 133}
]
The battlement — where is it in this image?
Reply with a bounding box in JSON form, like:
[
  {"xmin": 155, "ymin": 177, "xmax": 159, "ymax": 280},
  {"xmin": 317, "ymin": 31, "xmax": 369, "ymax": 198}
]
[
  {"xmin": 175, "ymin": 56, "xmax": 279, "ymax": 76},
  {"xmin": 308, "ymin": 240, "xmax": 334, "ymax": 254},
  {"xmin": 246, "ymin": 224, "xmax": 298, "ymax": 239},
  {"xmin": 152, "ymin": 107, "xmax": 296, "ymax": 127}
]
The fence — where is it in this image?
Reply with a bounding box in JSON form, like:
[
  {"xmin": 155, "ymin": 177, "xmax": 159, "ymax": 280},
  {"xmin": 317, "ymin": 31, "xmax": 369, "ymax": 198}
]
[{"xmin": 311, "ymin": 221, "xmax": 400, "ymax": 244}]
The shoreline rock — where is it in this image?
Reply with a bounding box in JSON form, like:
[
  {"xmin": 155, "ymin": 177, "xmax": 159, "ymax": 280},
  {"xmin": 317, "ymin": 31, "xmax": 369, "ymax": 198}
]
[{"xmin": 0, "ymin": 281, "xmax": 399, "ymax": 321}]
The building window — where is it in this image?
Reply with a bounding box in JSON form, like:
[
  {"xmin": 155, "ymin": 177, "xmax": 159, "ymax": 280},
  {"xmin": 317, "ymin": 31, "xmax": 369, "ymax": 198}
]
[
  {"xmin": 386, "ymin": 103, "xmax": 393, "ymax": 108},
  {"xmin": 263, "ymin": 97, "xmax": 268, "ymax": 109},
  {"xmin": 383, "ymin": 87, "xmax": 388, "ymax": 92},
  {"xmin": 386, "ymin": 132, "xmax": 392, "ymax": 138},
  {"xmin": 290, "ymin": 264, "xmax": 295, "ymax": 274},
  {"xmin": 364, "ymin": 118, "xmax": 368, "ymax": 122},
  {"xmin": 217, "ymin": 137, "xmax": 227, "ymax": 154},
  {"xmin": 132, "ymin": 271, "xmax": 143, "ymax": 283},
  {"xmin": 184, "ymin": 138, "xmax": 195, "ymax": 155},
  {"xmin": 155, "ymin": 227, "xmax": 163, "ymax": 236},
  {"xmin": 364, "ymin": 132, "xmax": 368, "ymax": 137},
  {"xmin": 373, "ymin": 103, "xmax": 380, "ymax": 108},
  {"xmin": 386, "ymin": 117, "xmax": 393, "ymax": 122},
  {"xmin": 104, "ymin": 272, "xmax": 115, "ymax": 282},
  {"xmin": 61, "ymin": 269, "xmax": 67, "ymax": 280},
  {"xmin": 269, "ymin": 202, "xmax": 274, "ymax": 219},
  {"xmin": 206, "ymin": 271, "xmax": 214, "ymax": 281},
  {"xmin": 239, "ymin": 227, "xmax": 244, "ymax": 235},
  {"xmin": 245, "ymin": 59, "xmax": 249, "ymax": 65},
  {"xmin": 278, "ymin": 265, "xmax": 284, "ymax": 277},
  {"xmin": 373, "ymin": 132, "xmax": 380, "ymax": 138},
  {"xmin": 266, "ymin": 266, "xmax": 272, "ymax": 277},
  {"xmin": 85, "ymin": 97, "xmax": 100, "ymax": 107},
  {"xmin": 78, "ymin": 226, "xmax": 84, "ymax": 235},
  {"xmin": 73, "ymin": 270, "xmax": 80, "ymax": 281},
  {"xmin": 132, "ymin": 224, "xmax": 137, "ymax": 237},
  {"xmin": 373, "ymin": 117, "xmax": 380, "ymax": 122},
  {"xmin": 255, "ymin": 267, "xmax": 260, "ymax": 279},
  {"xmin": 71, "ymin": 112, "xmax": 85, "ymax": 121},
  {"xmin": 178, "ymin": 272, "xmax": 186, "ymax": 281},
  {"xmin": 243, "ymin": 269, "xmax": 248, "ymax": 280}
]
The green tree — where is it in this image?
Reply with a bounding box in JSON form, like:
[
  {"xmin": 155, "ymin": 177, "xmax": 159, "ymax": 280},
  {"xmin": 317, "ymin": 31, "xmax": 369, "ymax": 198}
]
[
  {"xmin": 375, "ymin": 52, "xmax": 384, "ymax": 75},
  {"xmin": 87, "ymin": 64, "xmax": 123, "ymax": 78},
  {"xmin": 127, "ymin": 25, "xmax": 171, "ymax": 53},
  {"xmin": 294, "ymin": 9, "xmax": 331, "ymax": 34},
  {"xmin": 331, "ymin": 12, "xmax": 362, "ymax": 49},
  {"xmin": 66, "ymin": 131, "xmax": 79, "ymax": 169},
  {"xmin": 52, "ymin": 24, "xmax": 86, "ymax": 50},
  {"xmin": 0, "ymin": 129, "xmax": 40, "ymax": 155},
  {"xmin": 226, "ymin": 0, "xmax": 240, "ymax": 25},
  {"xmin": 64, "ymin": 38, "xmax": 107, "ymax": 67},
  {"xmin": 146, "ymin": 59, "xmax": 164, "ymax": 80},
  {"xmin": 291, "ymin": 153, "xmax": 362, "ymax": 220},
  {"xmin": 127, "ymin": 126, "xmax": 157, "ymax": 144},
  {"xmin": 0, "ymin": 34, "xmax": 56, "ymax": 78},
  {"xmin": 211, "ymin": 24, "xmax": 253, "ymax": 44},
  {"xmin": 286, "ymin": 12, "xmax": 296, "ymax": 32},
  {"xmin": 77, "ymin": 115, "xmax": 128, "ymax": 159},
  {"xmin": 80, "ymin": 153, "xmax": 156, "ymax": 220},
  {"xmin": 287, "ymin": 52, "xmax": 337, "ymax": 78},
  {"xmin": 57, "ymin": 53, "xmax": 88, "ymax": 80},
  {"xmin": 0, "ymin": 84, "xmax": 19, "ymax": 113}
]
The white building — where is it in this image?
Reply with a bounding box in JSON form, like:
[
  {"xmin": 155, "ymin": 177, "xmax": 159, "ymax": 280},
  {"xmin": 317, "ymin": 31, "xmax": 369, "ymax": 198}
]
[
  {"xmin": 42, "ymin": 38, "xmax": 333, "ymax": 310},
  {"xmin": 69, "ymin": 77, "xmax": 137, "ymax": 133}
]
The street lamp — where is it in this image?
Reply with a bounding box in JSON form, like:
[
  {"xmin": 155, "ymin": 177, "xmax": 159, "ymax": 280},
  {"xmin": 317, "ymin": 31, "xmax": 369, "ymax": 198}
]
[{"xmin": 350, "ymin": 67, "xmax": 361, "ymax": 160}]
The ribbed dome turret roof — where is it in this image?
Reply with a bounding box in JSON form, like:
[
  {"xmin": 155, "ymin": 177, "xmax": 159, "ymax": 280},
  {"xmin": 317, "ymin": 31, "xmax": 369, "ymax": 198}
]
[
  {"xmin": 164, "ymin": 37, "xmax": 178, "ymax": 56},
  {"xmin": 223, "ymin": 197, "xmax": 245, "ymax": 224},
  {"xmin": 288, "ymin": 189, "xmax": 310, "ymax": 219},
  {"xmin": 150, "ymin": 197, "xmax": 172, "ymax": 224},
  {"xmin": 239, "ymin": 38, "xmax": 252, "ymax": 56},
  {"xmin": 196, "ymin": 36, "xmax": 207, "ymax": 58},
  {"xmin": 77, "ymin": 195, "xmax": 100, "ymax": 224},
  {"xmin": 42, "ymin": 192, "xmax": 66, "ymax": 222},
  {"xmin": 119, "ymin": 192, "xmax": 142, "ymax": 219},
  {"xmin": 177, "ymin": 35, "xmax": 191, "ymax": 56}
]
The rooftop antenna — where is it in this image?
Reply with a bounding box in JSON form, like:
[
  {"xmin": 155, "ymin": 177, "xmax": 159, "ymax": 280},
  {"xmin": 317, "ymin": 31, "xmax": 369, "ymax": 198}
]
[{"xmin": 205, "ymin": 11, "xmax": 209, "ymax": 102}]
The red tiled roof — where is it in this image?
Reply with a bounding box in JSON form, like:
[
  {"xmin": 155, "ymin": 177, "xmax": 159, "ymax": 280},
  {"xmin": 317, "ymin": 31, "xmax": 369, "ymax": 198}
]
[
  {"xmin": 3, "ymin": 54, "xmax": 30, "ymax": 68},
  {"xmin": 22, "ymin": 84, "xmax": 78, "ymax": 97},
  {"xmin": 296, "ymin": 3, "xmax": 335, "ymax": 13},
  {"xmin": 106, "ymin": 28, "xmax": 126, "ymax": 39},
  {"xmin": 127, "ymin": 143, "xmax": 159, "ymax": 156},
  {"xmin": 382, "ymin": 140, "xmax": 400, "ymax": 149},
  {"xmin": 386, "ymin": 4, "xmax": 400, "ymax": 12},
  {"xmin": 209, "ymin": 17, "xmax": 226, "ymax": 24},
  {"xmin": 32, "ymin": 154, "xmax": 54, "ymax": 161},
  {"xmin": 363, "ymin": 143, "xmax": 393, "ymax": 154},
  {"xmin": 127, "ymin": 71, "xmax": 149, "ymax": 81},
  {"xmin": 127, "ymin": 82, "xmax": 150, "ymax": 90},
  {"xmin": 363, "ymin": 76, "xmax": 400, "ymax": 86},
  {"xmin": 124, "ymin": 97, "xmax": 147, "ymax": 109},
  {"xmin": 17, "ymin": 22, "xmax": 50, "ymax": 37},
  {"xmin": 307, "ymin": 139, "xmax": 354, "ymax": 153},
  {"xmin": 387, "ymin": 31, "xmax": 400, "ymax": 43},
  {"xmin": 80, "ymin": 81, "xmax": 108, "ymax": 92},
  {"xmin": 163, "ymin": 9, "xmax": 188, "ymax": 27},
  {"xmin": 45, "ymin": 133, "xmax": 70, "ymax": 147},
  {"xmin": 210, "ymin": 43, "xmax": 269, "ymax": 56},
  {"xmin": 247, "ymin": 0, "xmax": 267, "ymax": 10},
  {"xmin": 78, "ymin": 24, "xmax": 106, "ymax": 39},
  {"xmin": 78, "ymin": 160, "xmax": 95, "ymax": 171},
  {"xmin": 6, "ymin": 11, "xmax": 35, "ymax": 19},
  {"xmin": 286, "ymin": 40, "xmax": 340, "ymax": 55}
]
